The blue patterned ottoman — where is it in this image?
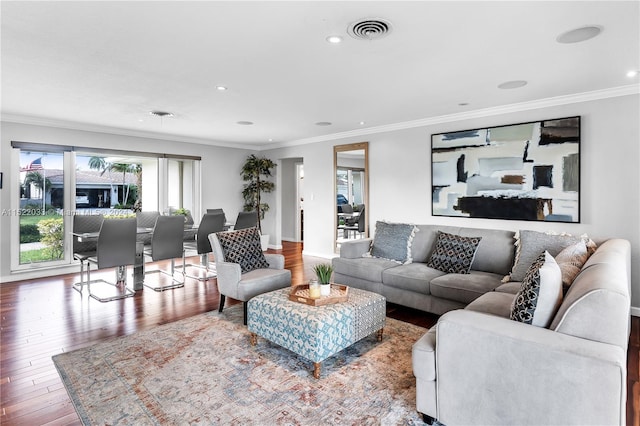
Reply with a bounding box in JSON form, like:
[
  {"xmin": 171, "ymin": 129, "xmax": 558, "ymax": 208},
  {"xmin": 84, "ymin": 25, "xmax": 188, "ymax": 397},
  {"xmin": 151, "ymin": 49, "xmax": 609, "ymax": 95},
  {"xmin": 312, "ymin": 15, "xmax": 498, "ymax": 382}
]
[{"xmin": 247, "ymin": 286, "xmax": 386, "ymax": 378}]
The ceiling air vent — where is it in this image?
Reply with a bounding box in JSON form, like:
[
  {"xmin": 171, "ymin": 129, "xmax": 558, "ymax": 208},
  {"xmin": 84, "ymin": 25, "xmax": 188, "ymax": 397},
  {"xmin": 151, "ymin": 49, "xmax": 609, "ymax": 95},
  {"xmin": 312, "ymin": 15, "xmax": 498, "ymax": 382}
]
[{"xmin": 347, "ymin": 18, "xmax": 392, "ymax": 41}]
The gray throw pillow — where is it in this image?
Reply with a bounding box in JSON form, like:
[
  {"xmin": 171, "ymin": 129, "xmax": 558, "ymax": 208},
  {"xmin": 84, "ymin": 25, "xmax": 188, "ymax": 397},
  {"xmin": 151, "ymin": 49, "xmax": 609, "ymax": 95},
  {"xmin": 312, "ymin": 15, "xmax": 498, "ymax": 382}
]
[
  {"xmin": 505, "ymin": 230, "xmax": 582, "ymax": 282},
  {"xmin": 426, "ymin": 231, "xmax": 482, "ymax": 274},
  {"xmin": 368, "ymin": 221, "xmax": 418, "ymax": 264},
  {"xmin": 510, "ymin": 251, "xmax": 563, "ymax": 328},
  {"xmin": 215, "ymin": 227, "xmax": 269, "ymax": 273}
]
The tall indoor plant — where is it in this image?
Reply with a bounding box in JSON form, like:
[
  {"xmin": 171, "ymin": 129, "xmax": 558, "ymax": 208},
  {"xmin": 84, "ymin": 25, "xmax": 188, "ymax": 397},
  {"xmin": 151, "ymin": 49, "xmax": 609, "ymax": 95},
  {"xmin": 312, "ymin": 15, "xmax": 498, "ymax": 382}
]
[{"xmin": 241, "ymin": 154, "xmax": 276, "ymax": 236}]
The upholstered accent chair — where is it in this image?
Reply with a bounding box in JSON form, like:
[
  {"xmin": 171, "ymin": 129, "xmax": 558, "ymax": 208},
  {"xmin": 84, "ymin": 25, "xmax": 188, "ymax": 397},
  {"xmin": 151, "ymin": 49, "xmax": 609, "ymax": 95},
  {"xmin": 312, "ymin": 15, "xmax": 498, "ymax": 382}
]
[{"xmin": 208, "ymin": 229, "xmax": 291, "ymax": 324}]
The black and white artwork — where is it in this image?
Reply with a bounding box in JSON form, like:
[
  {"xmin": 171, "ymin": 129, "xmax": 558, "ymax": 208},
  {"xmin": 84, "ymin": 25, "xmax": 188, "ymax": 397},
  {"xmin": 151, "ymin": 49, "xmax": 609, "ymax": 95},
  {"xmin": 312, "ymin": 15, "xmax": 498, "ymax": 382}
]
[{"xmin": 431, "ymin": 116, "xmax": 580, "ymax": 223}]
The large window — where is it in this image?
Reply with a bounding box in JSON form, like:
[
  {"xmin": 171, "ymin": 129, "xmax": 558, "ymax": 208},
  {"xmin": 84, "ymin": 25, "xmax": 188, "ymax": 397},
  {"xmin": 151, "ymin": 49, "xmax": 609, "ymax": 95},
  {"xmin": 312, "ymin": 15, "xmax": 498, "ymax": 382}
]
[
  {"xmin": 18, "ymin": 151, "xmax": 66, "ymax": 265},
  {"xmin": 11, "ymin": 143, "xmax": 200, "ymax": 272}
]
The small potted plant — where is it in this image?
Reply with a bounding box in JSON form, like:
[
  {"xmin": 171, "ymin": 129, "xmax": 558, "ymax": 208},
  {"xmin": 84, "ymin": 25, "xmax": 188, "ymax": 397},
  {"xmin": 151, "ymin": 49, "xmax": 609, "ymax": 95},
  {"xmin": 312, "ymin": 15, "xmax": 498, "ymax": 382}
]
[{"xmin": 313, "ymin": 263, "xmax": 334, "ymax": 296}]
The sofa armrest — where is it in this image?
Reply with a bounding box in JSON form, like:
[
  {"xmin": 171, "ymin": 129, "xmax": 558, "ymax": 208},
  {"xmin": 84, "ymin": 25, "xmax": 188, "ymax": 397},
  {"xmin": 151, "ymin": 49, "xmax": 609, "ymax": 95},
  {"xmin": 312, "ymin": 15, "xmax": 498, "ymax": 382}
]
[
  {"xmin": 434, "ymin": 310, "xmax": 626, "ymax": 426},
  {"xmin": 264, "ymin": 253, "xmax": 285, "ymax": 270},
  {"xmin": 339, "ymin": 238, "xmax": 373, "ymax": 258}
]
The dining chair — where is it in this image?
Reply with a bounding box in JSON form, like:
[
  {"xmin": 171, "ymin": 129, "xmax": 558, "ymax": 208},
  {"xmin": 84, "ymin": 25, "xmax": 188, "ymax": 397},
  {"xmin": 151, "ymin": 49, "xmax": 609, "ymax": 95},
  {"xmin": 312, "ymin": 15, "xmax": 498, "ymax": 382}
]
[
  {"xmin": 72, "ymin": 214, "xmax": 104, "ymax": 294},
  {"xmin": 183, "ymin": 212, "xmax": 226, "ymax": 281},
  {"xmin": 233, "ymin": 211, "xmax": 259, "ymax": 230},
  {"xmin": 206, "ymin": 208, "xmax": 226, "ymax": 221},
  {"xmin": 143, "ymin": 215, "xmax": 186, "ymax": 291},
  {"xmin": 136, "ymin": 211, "xmax": 160, "ymax": 245},
  {"xmin": 86, "ymin": 218, "xmax": 137, "ymax": 302},
  {"xmin": 345, "ymin": 206, "xmax": 365, "ymax": 239}
]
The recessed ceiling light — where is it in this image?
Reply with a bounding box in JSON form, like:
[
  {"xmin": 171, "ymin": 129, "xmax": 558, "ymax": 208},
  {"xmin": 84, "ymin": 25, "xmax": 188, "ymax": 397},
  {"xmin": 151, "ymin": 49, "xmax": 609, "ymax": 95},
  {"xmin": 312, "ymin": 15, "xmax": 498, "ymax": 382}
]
[
  {"xmin": 315, "ymin": 121, "xmax": 332, "ymax": 126},
  {"xmin": 216, "ymin": 85, "xmax": 228, "ymax": 91},
  {"xmin": 237, "ymin": 121, "xmax": 254, "ymax": 125},
  {"xmin": 498, "ymin": 80, "xmax": 528, "ymax": 89},
  {"xmin": 627, "ymin": 70, "xmax": 639, "ymax": 78},
  {"xmin": 150, "ymin": 110, "xmax": 173, "ymax": 118},
  {"xmin": 556, "ymin": 25, "xmax": 602, "ymax": 44},
  {"xmin": 268, "ymin": 138, "xmax": 273, "ymax": 142},
  {"xmin": 359, "ymin": 121, "xmax": 366, "ymax": 125},
  {"xmin": 326, "ymin": 35, "xmax": 342, "ymax": 44}
]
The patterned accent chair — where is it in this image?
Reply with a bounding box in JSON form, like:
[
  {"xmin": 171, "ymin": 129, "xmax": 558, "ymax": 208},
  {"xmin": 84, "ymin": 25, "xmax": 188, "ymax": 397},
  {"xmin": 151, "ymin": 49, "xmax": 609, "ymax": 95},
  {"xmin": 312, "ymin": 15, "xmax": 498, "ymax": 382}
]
[{"xmin": 208, "ymin": 228, "xmax": 291, "ymax": 324}]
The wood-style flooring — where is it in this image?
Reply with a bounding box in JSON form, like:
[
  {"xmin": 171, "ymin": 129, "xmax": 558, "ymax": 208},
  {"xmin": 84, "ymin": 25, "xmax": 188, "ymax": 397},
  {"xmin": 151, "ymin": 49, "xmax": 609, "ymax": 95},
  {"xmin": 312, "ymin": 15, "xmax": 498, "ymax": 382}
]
[{"xmin": 1, "ymin": 242, "xmax": 638, "ymax": 425}]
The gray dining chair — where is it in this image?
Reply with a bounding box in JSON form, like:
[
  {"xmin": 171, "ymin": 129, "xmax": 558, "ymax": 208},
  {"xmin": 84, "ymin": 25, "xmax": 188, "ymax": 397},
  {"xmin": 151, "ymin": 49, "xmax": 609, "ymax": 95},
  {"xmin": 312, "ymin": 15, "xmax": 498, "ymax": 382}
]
[
  {"xmin": 86, "ymin": 218, "xmax": 137, "ymax": 302},
  {"xmin": 72, "ymin": 214, "xmax": 104, "ymax": 294},
  {"xmin": 143, "ymin": 215, "xmax": 186, "ymax": 291},
  {"xmin": 183, "ymin": 212, "xmax": 226, "ymax": 281},
  {"xmin": 345, "ymin": 206, "xmax": 366, "ymax": 239},
  {"xmin": 233, "ymin": 211, "xmax": 258, "ymax": 230},
  {"xmin": 136, "ymin": 211, "xmax": 160, "ymax": 245},
  {"xmin": 206, "ymin": 208, "xmax": 226, "ymax": 221}
]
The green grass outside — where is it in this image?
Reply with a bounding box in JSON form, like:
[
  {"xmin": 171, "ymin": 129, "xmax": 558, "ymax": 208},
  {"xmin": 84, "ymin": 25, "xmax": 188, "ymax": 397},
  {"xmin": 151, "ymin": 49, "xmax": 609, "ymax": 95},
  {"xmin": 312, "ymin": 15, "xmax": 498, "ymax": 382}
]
[
  {"xmin": 20, "ymin": 248, "xmax": 59, "ymax": 263},
  {"xmin": 19, "ymin": 212, "xmax": 61, "ymax": 226}
]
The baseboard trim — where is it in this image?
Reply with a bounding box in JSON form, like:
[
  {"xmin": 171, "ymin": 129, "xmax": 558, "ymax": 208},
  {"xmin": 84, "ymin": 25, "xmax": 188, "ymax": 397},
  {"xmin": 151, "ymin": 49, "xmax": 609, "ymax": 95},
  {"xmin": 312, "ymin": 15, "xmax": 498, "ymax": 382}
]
[
  {"xmin": 630, "ymin": 306, "xmax": 640, "ymax": 317},
  {"xmin": 301, "ymin": 250, "xmax": 336, "ymax": 260}
]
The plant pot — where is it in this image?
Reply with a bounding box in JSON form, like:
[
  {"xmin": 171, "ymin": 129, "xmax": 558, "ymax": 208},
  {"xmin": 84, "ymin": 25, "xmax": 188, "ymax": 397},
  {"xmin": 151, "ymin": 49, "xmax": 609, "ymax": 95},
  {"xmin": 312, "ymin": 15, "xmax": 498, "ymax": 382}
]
[
  {"xmin": 260, "ymin": 234, "xmax": 270, "ymax": 251},
  {"xmin": 320, "ymin": 283, "xmax": 331, "ymax": 296}
]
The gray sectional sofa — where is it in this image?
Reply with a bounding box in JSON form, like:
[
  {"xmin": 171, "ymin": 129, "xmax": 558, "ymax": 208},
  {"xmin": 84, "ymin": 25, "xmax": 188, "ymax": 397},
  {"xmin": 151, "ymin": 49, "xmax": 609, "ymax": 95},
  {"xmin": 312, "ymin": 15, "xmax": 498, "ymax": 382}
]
[
  {"xmin": 413, "ymin": 238, "xmax": 631, "ymax": 425},
  {"xmin": 332, "ymin": 223, "xmax": 631, "ymax": 425},
  {"xmin": 332, "ymin": 224, "xmax": 517, "ymax": 315}
]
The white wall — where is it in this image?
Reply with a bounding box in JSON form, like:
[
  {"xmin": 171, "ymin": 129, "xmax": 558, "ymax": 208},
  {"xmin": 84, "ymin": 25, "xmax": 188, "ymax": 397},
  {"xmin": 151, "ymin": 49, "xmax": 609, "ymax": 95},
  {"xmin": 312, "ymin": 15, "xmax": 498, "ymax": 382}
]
[
  {"xmin": 264, "ymin": 94, "xmax": 640, "ymax": 312},
  {"xmin": 0, "ymin": 121, "xmax": 253, "ymax": 281}
]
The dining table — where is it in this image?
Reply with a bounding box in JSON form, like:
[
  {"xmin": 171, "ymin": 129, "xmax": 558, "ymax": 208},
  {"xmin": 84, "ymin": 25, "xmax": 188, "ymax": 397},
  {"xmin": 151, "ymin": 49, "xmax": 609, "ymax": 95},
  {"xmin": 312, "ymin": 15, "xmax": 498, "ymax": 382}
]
[{"xmin": 72, "ymin": 225, "xmax": 198, "ymax": 290}]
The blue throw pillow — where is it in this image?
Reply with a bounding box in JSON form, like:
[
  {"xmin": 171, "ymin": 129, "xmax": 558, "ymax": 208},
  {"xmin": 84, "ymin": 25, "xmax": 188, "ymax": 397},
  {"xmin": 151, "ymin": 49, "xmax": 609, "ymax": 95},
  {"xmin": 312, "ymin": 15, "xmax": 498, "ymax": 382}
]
[{"xmin": 368, "ymin": 221, "xmax": 418, "ymax": 264}]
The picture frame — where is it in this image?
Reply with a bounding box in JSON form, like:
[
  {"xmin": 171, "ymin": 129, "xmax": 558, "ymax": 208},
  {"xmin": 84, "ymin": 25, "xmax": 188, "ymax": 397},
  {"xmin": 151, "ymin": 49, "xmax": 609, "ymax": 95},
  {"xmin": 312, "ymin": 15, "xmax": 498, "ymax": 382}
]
[{"xmin": 431, "ymin": 116, "xmax": 580, "ymax": 223}]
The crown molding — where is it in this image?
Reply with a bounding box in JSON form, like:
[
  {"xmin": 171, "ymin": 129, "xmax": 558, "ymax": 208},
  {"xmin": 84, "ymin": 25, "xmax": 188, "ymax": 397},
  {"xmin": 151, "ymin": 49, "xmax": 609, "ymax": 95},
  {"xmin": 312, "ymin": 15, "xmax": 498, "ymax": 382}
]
[
  {"xmin": 265, "ymin": 84, "xmax": 640, "ymax": 149},
  {"xmin": 0, "ymin": 114, "xmax": 263, "ymax": 151},
  {"xmin": 3, "ymin": 84, "xmax": 638, "ymax": 152}
]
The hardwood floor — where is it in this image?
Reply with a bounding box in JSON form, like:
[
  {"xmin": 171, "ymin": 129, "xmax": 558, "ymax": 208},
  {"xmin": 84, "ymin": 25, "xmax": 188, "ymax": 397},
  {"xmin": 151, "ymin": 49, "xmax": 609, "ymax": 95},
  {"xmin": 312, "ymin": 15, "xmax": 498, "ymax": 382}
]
[{"xmin": 1, "ymin": 242, "xmax": 638, "ymax": 425}]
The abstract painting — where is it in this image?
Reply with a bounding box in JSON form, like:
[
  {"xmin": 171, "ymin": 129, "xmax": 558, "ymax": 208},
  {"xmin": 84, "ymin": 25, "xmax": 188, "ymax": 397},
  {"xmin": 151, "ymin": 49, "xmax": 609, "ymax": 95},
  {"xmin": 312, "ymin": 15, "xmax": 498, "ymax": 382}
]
[{"xmin": 431, "ymin": 116, "xmax": 580, "ymax": 222}]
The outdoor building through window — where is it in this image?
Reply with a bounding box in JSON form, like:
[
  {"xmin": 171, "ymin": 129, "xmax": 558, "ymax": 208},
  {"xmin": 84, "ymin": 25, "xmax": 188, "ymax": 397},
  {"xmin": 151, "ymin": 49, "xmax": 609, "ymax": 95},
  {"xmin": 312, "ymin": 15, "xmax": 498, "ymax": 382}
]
[{"xmin": 11, "ymin": 142, "xmax": 200, "ymax": 272}]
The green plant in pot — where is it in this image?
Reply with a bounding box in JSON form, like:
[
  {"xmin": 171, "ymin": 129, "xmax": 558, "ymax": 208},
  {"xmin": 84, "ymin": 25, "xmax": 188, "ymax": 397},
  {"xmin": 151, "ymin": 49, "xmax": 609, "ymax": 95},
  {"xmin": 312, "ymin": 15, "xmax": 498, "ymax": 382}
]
[
  {"xmin": 313, "ymin": 263, "xmax": 334, "ymax": 296},
  {"xmin": 241, "ymin": 154, "xmax": 276, "ymax": 251}
]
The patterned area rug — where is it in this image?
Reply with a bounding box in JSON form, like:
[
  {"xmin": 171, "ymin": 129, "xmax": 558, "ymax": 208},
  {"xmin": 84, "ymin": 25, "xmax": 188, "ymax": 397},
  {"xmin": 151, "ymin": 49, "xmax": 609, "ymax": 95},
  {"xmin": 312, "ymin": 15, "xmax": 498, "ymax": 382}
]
[{"xmin": 53, "ymin": 305, "xmax": 428, "ymax": 425}]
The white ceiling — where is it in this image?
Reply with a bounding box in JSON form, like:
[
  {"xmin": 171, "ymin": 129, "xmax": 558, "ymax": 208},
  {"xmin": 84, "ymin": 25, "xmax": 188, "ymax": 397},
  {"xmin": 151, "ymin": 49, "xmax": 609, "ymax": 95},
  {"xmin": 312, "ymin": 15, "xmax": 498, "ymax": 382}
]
[{"xmin": 2, "ymin": 1, "xmax": 638, "ymax": 149}]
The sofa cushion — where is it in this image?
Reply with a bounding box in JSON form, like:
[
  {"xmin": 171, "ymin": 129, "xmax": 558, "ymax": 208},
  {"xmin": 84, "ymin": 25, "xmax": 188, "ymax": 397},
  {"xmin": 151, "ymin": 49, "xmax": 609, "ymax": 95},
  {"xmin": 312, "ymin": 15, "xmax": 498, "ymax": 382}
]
[
  {"xmin": 458, "ymin": 227, "xmax": 516, "ymax": 275},
  {"xmin": 382, "ymin": 263, "xmax": 446, "ymax": 295},
  {"xmin": 333, "ymin": 256, "xmax": 399, "ymax": 283},
  {"xmin": 495, "ymin": 281, "xmax": 522, "ymax": 294},
  {"xmin": 505, "ymin": 230, "xmax": 582, "ymax": 282},
  {"xmin": 368, "ymin": 221, "xmax": 418, "ymax": 264},
  {"xmin": 215, "ymin": 227, "xmax": 269, "ymax": 273},
  {"xmin": 410, "ymin": 225, "xmax": 460, "ymax": 263},
  {"xmin": 430, "ymin": 271, "xmax": 505, "ymax": 304},
  {"xmin": 510, "ymin": 251, "xmax": 563, "ymax": 328},
  {"xmin": 427, "ymin": 231, "xmax": 482, "ymax": 274},
  {"xmin": 465, "ymin": 291, "xmax": 516, "ymax": 318}
]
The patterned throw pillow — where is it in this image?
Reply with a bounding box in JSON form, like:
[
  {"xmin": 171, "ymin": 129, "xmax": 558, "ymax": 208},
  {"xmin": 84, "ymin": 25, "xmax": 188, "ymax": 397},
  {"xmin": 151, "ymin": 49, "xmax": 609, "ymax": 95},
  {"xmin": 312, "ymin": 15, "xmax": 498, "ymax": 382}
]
[
  {"xmin": 426, "ymin": 231, "xmax": 482, "ymax": 274},
  {"xmin": 504, "ymin": 230, "xmax": 582, "ymax": 282},
  {"xmin": 554, "ymin": 240, "xmax": 591, "ymax": 291},
  {"xmin": 215, "ymin": 227, "xmax": 269, "ymax": 273},
  {"xmin": 510, "ymin": 251, "xmax": 563, "ymax": 328},
  {"xmin": 368, "ymin": 221, "xmax": 418, "ymax": 264}
]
